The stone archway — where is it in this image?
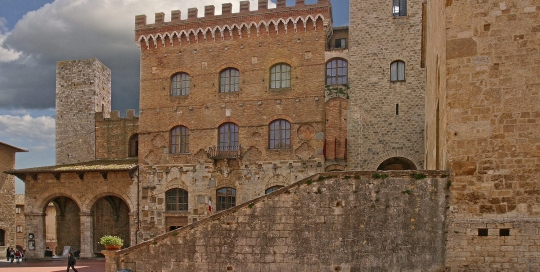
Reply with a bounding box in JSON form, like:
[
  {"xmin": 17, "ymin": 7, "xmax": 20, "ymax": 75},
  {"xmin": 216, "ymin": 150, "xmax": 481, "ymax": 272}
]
[
  {"xmin": 45, "ymin": 196, "xmax": 81, "ymax": 256},
  {"xmin": 91, "ymin": 196, "xmax": 130, "ymax": 254},
  {"xmin": 377, "ymin": 157, "xmax": 417, "ymax": 170}
]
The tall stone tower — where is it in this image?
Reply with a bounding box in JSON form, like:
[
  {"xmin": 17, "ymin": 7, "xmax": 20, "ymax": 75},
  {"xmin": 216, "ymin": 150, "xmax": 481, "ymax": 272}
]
[
  {"xmin": 347, "ymin": 0, "xmax": 425, "ymax": 170},
  {"xmin": 56, "ymin": 58, "xmax": 111, "ymax": 165}
]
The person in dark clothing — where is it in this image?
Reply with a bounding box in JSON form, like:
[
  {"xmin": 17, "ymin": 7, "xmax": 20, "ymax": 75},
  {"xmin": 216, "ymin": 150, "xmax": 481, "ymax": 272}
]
[
  {"xmin": 67, "ymin": 253, "xmax": 78, "ymax": 272},
  {"xmin": 5, "ymin": 247, "xmax": 9, "ymax": 261}
]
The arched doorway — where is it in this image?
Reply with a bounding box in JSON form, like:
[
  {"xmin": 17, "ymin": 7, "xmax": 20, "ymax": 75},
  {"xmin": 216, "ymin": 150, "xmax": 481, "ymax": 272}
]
[
  {"xmin": 377, "ymin": 157, "xmax": 417, "ymax": 170},
  {"xmin": 44, "ymin": 197, "xmax": 80, "ymax": 256},
  {"xmin": 91, "ymin": 196, "xmax": 130, "ymax": 254}
]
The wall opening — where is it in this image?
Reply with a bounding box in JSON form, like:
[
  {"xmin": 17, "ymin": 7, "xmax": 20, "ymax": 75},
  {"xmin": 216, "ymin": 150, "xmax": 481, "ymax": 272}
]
[
  {"xmin": 499, "ymin": 229, "xmax": 510, "ymax": 236},
  {"xmin": 478, "ymin": 229, "xmax": 488, "ymax": 236},
  {"xmin": 377, "ymin": 157, "xmax": 417, "ymax": 170},
  {"xmin": 45, "ymin": 197, "xmax": 80, "ymax": 256},
  {"xmin": 91, "ymin": 196, "xmax": 130, "ymax": 255},
  {"xmin": 0, "ymin": 229, "xmax": 4, "ymax": 246}
]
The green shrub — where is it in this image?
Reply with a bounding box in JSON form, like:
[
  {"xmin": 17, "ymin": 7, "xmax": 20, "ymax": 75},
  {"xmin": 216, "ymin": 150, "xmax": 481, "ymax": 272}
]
[{"xmin": 99, "ymin": 235, "xmax": 123, "ymax": 246}]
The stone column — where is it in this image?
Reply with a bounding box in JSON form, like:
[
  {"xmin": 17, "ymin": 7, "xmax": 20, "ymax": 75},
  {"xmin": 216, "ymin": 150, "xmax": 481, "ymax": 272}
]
[
  {"xmin": 129, "ymin": 211, "xmax": 138, "ymax": 246},
  {"xmin": 24, "ymin": 212, "xmax": 45, "ymax": 259},
  {"xmin": 79, "ymin": 212, "xmax": 94, "ymax": 258},
  {"xmin": 101, "ymin": 250, "xmax": 119, "ymax": 272}
]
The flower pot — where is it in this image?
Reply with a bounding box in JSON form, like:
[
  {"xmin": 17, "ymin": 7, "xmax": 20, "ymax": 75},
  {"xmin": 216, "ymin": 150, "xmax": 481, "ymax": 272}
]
[{"xmin": 105, "ymin": 245, "xmax": 122, "ymax": 250}]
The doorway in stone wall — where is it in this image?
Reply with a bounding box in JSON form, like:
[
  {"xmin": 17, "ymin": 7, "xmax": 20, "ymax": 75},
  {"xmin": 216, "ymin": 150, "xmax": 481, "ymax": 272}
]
[
  {"xmin": 91, "ymin": 196, "xmax": 130, "ymax": 255},
  {"xmin": 377, "ymin": 157, "xmax": 417, "ymax": 170},
  {"xmin": 44, "ymin": 197, "xmax": 80, "ymax": 256}
]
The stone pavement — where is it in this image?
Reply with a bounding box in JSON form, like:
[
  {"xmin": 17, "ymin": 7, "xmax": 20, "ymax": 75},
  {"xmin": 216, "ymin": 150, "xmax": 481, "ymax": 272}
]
[{"xmin": 0, "ymin": 258, "xmax": 105, "ymax": 272}]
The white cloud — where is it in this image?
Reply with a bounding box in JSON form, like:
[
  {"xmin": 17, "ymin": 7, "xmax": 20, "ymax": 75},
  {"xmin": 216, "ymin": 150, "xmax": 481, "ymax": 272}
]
[
  {"xmin": 0, "ymin": 0, "xmax": 264, "ymax": 110},
  {"xmin": 0, "ymin": 17, "xmax": 21, "ymax": 62},
  {"xmin": 0, "ymin": 114, "xmax": 55, "ymax": 147}
]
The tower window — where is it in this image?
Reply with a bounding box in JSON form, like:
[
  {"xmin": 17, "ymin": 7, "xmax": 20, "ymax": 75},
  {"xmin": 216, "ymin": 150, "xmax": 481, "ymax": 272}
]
[
  {"xmin": 269, "ymin": 119, "xmax": 291, "ymax": 149},
  {"xmin": 335, "ymin": 38, "xmax": 347, "ymax": 49},
  {"xmin": 171, "ymin": 126, "xmax": 189, "ymax": 154},
  {"xmin": 171, "ymin": 73, "xmax": 190, "ymax": 96},
  {"xmin": 390, "ymin": 61, "xmax": 405, "ymax": 82},
  {"xmin": 166, "ymin": 188, "xmax": 188, "ymax": 211},
  {"xmin": 216, "ymin": 187, "xmax": 236, "ymax": 211},
  {"xmin": 326, "ymin": 58, "xmax": 348, "ymax": 85},
  {"xmin": 270, "ymin": 64, "xmax": 291, "ymax": 89},
  {"xmin": 393, "ymin": 0, "xmax": 407, "ymax": 16},
  {"xmin": 220, "ymin": 68, "xmax": 239, "ymax": 93}
]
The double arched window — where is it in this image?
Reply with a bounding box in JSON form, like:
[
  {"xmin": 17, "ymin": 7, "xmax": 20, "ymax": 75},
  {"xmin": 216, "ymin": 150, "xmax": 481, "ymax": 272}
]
[
  {"xmin": 216, "ymin": 187, "xmax": 236, "ymax": 211},
  {"xmin": 326, "ymin": 58, "xmax": 348, "ymax": 85},
  {"xmin": 269, "ymin": 119, "xmax": 291, "ymax": 149},
  {"xmin": 166, "ymin": 189, "xmax": 188, "ymax": 211},
  {"xmin": 270, "ymin": 63, "xmax": 291, "ymax": 89},
  {"xmin": 218, "ymin": 123, "xmax": 239, "ymax": 151},
  {"xmin": 390, "ymin": 61, "xmax": 405, "ymax": 82},
  {"xmin": 219, "ymin": 68, "xmax": 239, "ymax": 93},
  {"xmin": 171, "ymin": 73, "xmax": 190, "ymax": 96},
  {"xmin": 171, "ymin": 126, "xmax": 189, "ymax": 154}
]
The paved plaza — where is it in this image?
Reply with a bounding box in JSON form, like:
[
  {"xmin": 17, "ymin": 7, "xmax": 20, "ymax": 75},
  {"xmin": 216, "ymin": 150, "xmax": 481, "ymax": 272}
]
[{"xmin": 0, "ymin": 258, "xmax": 105, "ymax": 272}]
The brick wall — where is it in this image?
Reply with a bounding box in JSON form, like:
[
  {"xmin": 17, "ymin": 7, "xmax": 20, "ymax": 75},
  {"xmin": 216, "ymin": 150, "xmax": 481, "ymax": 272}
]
[
  {"xmin": 135, "ymin": 1, "xmax": 334, "ymax": 239},
  {"xmin": 106, "ymin": 171, "xmax": 449, "ymax": 272},
  {"xmin": 95, "ymin": 110, "xmax": 139, "ymax": 159},
  {"xmin": 348, "ymin": 0, "xmax": 426, "ymax": 170}
]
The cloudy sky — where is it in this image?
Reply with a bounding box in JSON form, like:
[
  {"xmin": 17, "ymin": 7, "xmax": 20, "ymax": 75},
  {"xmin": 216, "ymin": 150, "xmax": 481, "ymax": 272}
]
[{"xmin": 0, "ymin": 0, "xmax": 348, "ymax": 193}]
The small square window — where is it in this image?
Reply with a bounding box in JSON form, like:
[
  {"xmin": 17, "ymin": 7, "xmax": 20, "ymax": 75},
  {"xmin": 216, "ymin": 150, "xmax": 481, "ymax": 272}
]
[
  {"xmin": 335, "ymin": 38, "xmax": 346, "ymax": 49},
  {"xmin": 478, "ymin": 228, "xmax": 488, "ymax": 236},
  {"xmin": 499, "ymin": 229, "xmax": 510, "ymax": 236}
]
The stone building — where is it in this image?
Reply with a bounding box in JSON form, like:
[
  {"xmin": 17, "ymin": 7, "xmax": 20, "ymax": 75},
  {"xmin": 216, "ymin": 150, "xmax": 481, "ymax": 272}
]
[
  {"xmin": 6, "ymin": 0, "xmax": 540, "ymax": 270},
  {"xmin": 8, "ymin": 0, "xmax": 350, "ymax": 258},
  {"xmin": 0, "ymin": 142, "xmax": 26, "ymax": 255}
]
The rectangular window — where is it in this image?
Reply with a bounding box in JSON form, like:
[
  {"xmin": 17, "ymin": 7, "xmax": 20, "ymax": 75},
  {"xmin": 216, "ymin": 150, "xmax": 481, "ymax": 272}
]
[
  {"xmin": 16, "ymin": 206, "xmax": 21, "ymax": 214},
  {"xmin": 478, "ymin": 228, "xmax": 488, "ymax": 236},
  {"xmin": 393, "ymin": 0, "xmax": 407, "ymax": 16},
  {"xmin": 16, "ymin": 225, "xmax": 22, "ymax": 233},
  {"xmin": 335, "ymin": 38, "xmax": 346, "ymax": 49}
]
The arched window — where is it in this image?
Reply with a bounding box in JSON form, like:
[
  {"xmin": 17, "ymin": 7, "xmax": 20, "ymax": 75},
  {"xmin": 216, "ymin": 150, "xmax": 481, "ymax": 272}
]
[
  {"xmin": 166, "ymin": 189, "xmax": 188, "ymax": 211},
  {"xmin": 393, "ymin": 0, "xmax": 407, "ymax": 16},
  {"xmin": 129, "ymin": 134, "xmax": 138, "ymax": 157},
  {"xmin": 218, "ymin": 123, "xmax": 239, "ymax": 151},
  {"xmin": 0, "ymin": 229, "xmax": 5, "ymax": 246},
  {"xmin": 265, "ymin": 185, "xmax": 284, "ymax": 194},
  {"xmin": 219, "ymin": 68, "xmax": 239, "ymax": 93},
  {"xmin": 326, "ymin": 58, "xmax": 348, "ymax": 85},
  {"xmin": 171, "ymin": 126, "xmax": 189, "ymax": 154},
  {"xmin": 171, "ymin": 73, "xmax": 190, "ymax": 96},
  {"xmin": 269, "ymin": 119, "xmax": 291, "ymax": 149},
  {"xmin": 390, "ymin": 61, "xmax": 405, "ymax": 82},
  {"xmin": 270, "ymin": 63, "xmax": 291, "ymax": 89},
  {"xmin": 217, "ymin": 187, "xmax": 236, "ymax": 211}
]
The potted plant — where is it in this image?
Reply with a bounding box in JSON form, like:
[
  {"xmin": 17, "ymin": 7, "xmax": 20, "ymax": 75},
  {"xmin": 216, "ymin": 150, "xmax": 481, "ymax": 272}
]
[{"xmin": 99, "ymin": 235, "xmax": 124, "ymax": 250}]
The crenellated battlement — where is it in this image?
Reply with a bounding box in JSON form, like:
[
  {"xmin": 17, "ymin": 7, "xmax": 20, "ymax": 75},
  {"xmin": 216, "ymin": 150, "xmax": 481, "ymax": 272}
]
[
  {"xmin": 135, "ymin": 0, "xmax": 332, "ymax": 49},
  {"xmin": 95, "ymin": 109, "xmax": 138, "ymax": 121}
]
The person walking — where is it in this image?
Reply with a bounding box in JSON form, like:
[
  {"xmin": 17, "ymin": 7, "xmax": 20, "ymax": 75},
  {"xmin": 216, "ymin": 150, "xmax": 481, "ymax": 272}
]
[
  {"xmin": 5, "ymin": 247, "xmax": 9, "ymax": 261},
  {"xmin": 67, "ymin": 252, "xmax": 78, "ymax": 272},
  {"xmin": 9, "ymin": 248, "xmax": 15, "ymax": 263}
]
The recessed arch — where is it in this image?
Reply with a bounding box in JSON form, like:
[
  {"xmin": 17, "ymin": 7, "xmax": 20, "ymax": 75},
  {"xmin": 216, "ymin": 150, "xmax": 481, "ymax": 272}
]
[
  {"xmin": 91, "ymin": 195, "xmax": 131, "ymax": 254},
  {"xmin": 377, "ymin": 157, "xmax": 417, "ymax": 170}
]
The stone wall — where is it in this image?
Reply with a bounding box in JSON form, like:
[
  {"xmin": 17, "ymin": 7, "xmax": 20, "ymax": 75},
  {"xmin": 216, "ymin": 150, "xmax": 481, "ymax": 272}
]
[
  {"xmin": 106, "ymin": 171, "xmax": 449, "ymax": 272},
  {"xmin": 444, "ymin": 0, "xmax": 540, "ymax": 270},
  {"xmin": 348, "ymin": 0, "xmax": 426, "ymax": 170},
  {"xmin": 22, "ymin": 170, "xmax": 137, "ymax": 259},
  {"xmin": 56, "ymin": 58, "xmax": 111, "ymax": 165},
  {"xmin": 0, "ymin": 144, "xmax": 18, "ymax": 252}
]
